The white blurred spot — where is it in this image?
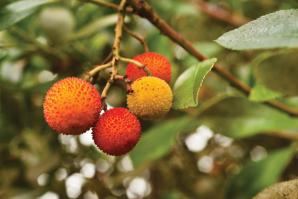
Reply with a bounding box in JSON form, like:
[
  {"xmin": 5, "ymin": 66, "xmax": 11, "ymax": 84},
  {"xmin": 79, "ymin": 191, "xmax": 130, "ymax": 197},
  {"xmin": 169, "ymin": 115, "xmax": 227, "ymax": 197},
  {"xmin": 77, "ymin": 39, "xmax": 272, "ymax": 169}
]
[
  {"xmin": 96, "ymin": 158, "xmax": 110, "ymax": 173},
  {"xmin": 185, "ymin": 125, "xmax": 213, "ymax": 152},
  {"xmin": 83, "ymin": 191, "xmax": 98, "ymax": 199},
  {"xmin": 1, "ymin": 60, "xmax": 25, "ymax": 82},
  {"xmin": 37, "ymin": 173, "xmax": 49, "ymax": 186},
  {"xmin": 79, "ymin": 129, "xmax": 94, "ymax": 146},
  {"xmin": 55, "ymin": 168, "xmax": 68, "ymax": 181},
  {"xmin": 197, "ymin": 156, "xmax": 214, "ymax": 173},
  {"xmin": 214, "ymin": 134, "xmax": 233, "ymax": 147},
  {"xmin": 66, "ymin": 173, "xmax": 86, "ymax": 199},
  {"xmin": 81, "ymin": 162, "xmax": 96, "ymax": 178},
  {"xmin": 38, "ymin": 70, "xmax": 57, "ymax": 83},
  {"xmin": 250, "ymin": 146, "xmax": 267, "ymax": 161},
  {"xmin": 118, "ymin": 155, "xmax": 134, "ymax": 172},
  {"xmin": 59, "ymin": 135, "xmax": 78, "ymax": 153},
  {"xmin": 174, "ymin": 45, "xmax": 187, "ymax": 60},
  {"xmin": 37, "ymin": 191, "xmax": 59, "ymax": 199},
  {"xmin": 126, "ymin": 177, "xmax": 151, "ymax": 199}
]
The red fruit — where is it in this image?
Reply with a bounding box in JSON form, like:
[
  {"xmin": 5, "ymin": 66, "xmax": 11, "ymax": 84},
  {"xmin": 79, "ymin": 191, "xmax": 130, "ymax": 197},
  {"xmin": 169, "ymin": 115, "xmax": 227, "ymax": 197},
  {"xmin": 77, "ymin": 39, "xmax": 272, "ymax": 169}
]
[
  {"xmin": 125, "ymin": 52, "xmax": 171, "ymax": 82},
  {"xmin": 92, "ymin": 108, "xmax": 141, "ymax": 156},
  {"xmin": 43, "ymin": 77, "xmax": 101, "ymax": 135}
]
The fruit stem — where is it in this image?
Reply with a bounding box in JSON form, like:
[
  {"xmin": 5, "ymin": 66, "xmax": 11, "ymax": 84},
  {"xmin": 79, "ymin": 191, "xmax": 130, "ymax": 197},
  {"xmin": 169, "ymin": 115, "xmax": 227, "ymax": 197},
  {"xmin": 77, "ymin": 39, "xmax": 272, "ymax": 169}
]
[
  {"xmin": 119, "ymin": 56, "xmax": 152, "ymax": 76},
  {"xmin": 80, "ymin": 0, "xmax": 118, "ymax": 10},
  {"xmin": 123, "ymin": 26, "xmax": 149, "ymax": 52},
  {"xmin": 101, "ymin": 0, "xmax": 127, "ymax": 98},
  {"xmin": 84, "ymin": 62, "xmax": 113, "ymax": 81}
]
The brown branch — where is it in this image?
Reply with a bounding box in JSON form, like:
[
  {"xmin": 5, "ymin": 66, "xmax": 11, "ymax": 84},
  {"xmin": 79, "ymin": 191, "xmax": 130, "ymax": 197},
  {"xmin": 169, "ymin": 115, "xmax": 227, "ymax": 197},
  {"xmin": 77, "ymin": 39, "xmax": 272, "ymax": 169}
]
[
  {"xmin": 83, "ymin": 0, "xmax": 133, "ymax": 13},
  {"xmin": 124, "ymin": 26, "xmax": 149, "ymax": 52},
  {"xmin": 119, "ymin": 56, "xmax": 152, "ymax": 75},
  {"xmin": 265, "ymin": 131, "xmax": 298, "ymax": 141},
  {"xmin": 191, "ymin": 0, "xmax": 250, "ymax": 26},
  {"xmin": 82, "ymin": 62, "xmax": 112, "ymax": 81},
  {"xmin": 101, "ymin": 0, "xmax": 127, "ymax": 99},
  {"xmin": 80, "ymin": 0, "xmax": 119, "ymax": 10},
  {"xmin": 128, "ymin": 0, "xmax": 298, "ymax": 117}
]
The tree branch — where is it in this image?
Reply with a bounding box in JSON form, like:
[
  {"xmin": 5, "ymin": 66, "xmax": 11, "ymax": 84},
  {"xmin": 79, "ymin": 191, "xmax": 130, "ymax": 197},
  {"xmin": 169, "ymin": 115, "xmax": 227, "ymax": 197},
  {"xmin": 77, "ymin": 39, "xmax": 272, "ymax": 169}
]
[
  {"xmin": 191, "ymin": 0, "xmax": 250, "ymax": 26},
  {"xmin": 124, "ymin": 26, "xmax": 149, "ymax": 52},
  {"xmin": 128, "ymin": 0, "xmax": 298, "ymax": 117},
  {"xmin": 101, "ymin": 0, "xmax": 127, "ymax": 99},
  {"xmin": 80, "ymin": 0, "xmax": 119, "ymax": 10}
]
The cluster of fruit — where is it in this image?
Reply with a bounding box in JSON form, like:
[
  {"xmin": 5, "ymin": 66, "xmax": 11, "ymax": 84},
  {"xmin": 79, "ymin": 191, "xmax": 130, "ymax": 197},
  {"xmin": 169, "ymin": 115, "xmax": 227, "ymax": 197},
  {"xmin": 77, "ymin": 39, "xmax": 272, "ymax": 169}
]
[{"xmin": 43, "ymin": 52, "xmax": 173, "ymax": 156}]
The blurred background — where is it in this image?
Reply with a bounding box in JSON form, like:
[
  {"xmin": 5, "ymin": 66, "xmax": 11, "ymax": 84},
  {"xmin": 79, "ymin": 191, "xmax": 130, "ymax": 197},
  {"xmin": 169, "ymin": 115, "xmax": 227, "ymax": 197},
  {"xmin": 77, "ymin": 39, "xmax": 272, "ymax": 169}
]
[{"xmin": 1, "ymin": 0, "xmax": 298, "ymax": 199}]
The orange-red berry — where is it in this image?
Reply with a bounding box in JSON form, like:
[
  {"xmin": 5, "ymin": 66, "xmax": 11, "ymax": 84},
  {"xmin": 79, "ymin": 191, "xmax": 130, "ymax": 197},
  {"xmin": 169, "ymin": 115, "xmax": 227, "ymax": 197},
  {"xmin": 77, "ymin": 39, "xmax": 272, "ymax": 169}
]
[
  {"xmin": 125, "ymin": 52, "xmax": 171, "ymax": 82},
  {"xmin": 43, "ymin": 77, "xmax": 101, "ymax": 135},
  {"xmin": 92, "ymin": 108, "xmax": 141, "ymax": 156}
]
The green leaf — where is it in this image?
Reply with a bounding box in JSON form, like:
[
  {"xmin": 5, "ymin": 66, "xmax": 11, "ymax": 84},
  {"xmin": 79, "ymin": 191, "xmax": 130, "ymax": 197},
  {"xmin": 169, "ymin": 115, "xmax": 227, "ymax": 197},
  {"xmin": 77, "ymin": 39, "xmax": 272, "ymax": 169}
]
[
  {"xmin": 216, "ymin": 9, "xmax": 298, "ymax": 50},
  {"xmin": 225, "ymin": 146, "xmax": 295, "ymax": 199},
  {"xmin": 130, "ymin": 117, "xmax": 198, "ymax": 167},
  {"xmin": 173, "ymin": 58, "xmax": 217, "ymax": 109},
  {"xmin": 254, "ymin": 51, "xmax": 298, "ymax": 96},
  {"xmin": 200, "ymin": 96, "xmax": 298, "ymax": 138},
  {"xmin": 249, "ymin": 83, "xmax": 282, "ymax": 102},
  {"xmin": 254, "ymin": 178, "xmax": 298, "ymax": 199},
  {"xmin": 0, "ymin": 0, "xmax": 52, "ymax": 30},
  {"xmin": 70, "ymin": 14, "xmax": 119, "ymax": 40}
]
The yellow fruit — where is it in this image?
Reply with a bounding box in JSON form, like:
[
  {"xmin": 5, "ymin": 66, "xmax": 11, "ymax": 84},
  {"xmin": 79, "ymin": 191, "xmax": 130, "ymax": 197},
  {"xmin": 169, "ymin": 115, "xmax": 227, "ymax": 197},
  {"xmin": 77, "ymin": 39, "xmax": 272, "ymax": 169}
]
[{"xmin": 127, "ymin": 77, "xmax": 173, "ymax": 119}]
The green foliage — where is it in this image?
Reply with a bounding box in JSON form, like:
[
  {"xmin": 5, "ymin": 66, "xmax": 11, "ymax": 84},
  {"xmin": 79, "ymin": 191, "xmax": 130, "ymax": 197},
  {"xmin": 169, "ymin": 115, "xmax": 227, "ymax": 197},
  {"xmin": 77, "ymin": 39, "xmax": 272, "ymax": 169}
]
[
  {"xmin": 249, "ymin": 83, "xmax": 282, "ymax": 102},
  {"xmin": 130, "ymin": 117, "xmax": 198, "ymax": 167},
  {"xmin": 1, "ymin": 0, "xmax": 298, "ymax": 198},
  {"xmin": 254, "ymin": 51, "xmax": 298, "ymax": 96},
  {"xmin": 225, "ymin": 146, "xmax": 295, "ymax": 199},
  {"xmin": 173, "ymin": 58, "xmax": 217, "ymax": 109},
  {"xmin": 200, "ymin": 96, "xmax": 298, "ymax": 138},
  {"xmin": 0, "ymin": 0, "xmax": 53, "ymax": 30},
  {"xmin": 216, "ymin": 9, "xmax": 298, "ymax": 50}
]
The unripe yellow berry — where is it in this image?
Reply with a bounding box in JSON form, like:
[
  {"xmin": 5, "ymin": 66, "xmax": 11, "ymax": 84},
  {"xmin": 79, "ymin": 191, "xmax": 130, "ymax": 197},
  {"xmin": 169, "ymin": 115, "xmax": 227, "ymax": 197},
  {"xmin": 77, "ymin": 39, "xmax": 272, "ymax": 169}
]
[{"xmin": 127, "ymin": 77, "xmax": 173, "ymax": 120}]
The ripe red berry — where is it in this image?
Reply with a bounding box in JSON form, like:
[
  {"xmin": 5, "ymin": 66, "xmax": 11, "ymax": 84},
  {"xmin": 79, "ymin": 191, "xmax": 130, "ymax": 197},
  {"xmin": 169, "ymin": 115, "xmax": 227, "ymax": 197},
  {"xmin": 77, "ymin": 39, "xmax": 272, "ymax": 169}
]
[
  {"xmin": 43, "ymin": 77, "xmax": 101, "ymax": 135},
  {"xmin": 125, "ymin": 52, "xmax": 171, "ymax": 82},
  {"xmin": 92, "ymin": 108, "xmax": 141, "ymax": 156}
]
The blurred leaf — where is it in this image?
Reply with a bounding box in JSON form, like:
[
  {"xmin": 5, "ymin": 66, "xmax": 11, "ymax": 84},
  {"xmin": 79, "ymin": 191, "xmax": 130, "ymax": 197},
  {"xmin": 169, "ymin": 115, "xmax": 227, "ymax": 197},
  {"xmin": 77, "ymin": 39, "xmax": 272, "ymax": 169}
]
[
  {"xmin": 9, "ymin": 190, "xmax": 43, "ymax": 199},
  {"xmin": 9, "ymin": 130, "xmax": 60, "ymax": 183},
  {"xmin": 254, "ymin": 51, "xmax": 298, "ymax": 96},
  {"xmin": 225, "ymin": 146, "xmax": 295, "ymax": 199},
  {"xmin": 200, "ymin": 96, "xmax": 298, "ymax": 138},
  {"xmin": 216, "ymin": 9, "xmax": 298, "ymax": 50},
  {"xmin": 249, "ymin": 83, "xmax": 282, "ymax": 102},
  {"xmin": 161, "ymin": 191, "xmax": 182, "ymax": 199},
  {"xmin": 173, "ymin": 58, "xmax": 217, "ymax": 109},
  {"xmin": 0, "ymin": 0, "xmax": 53, "ymax": 30},
  {"xmin": 195, "ymin": 42, "xmax": 222, "ymax": 57},
  {"xmin": 130, "ymin": 117, "xmax": 198, "ymax": 167},
  {"xmin": 70, "ymin": 14, "xmax": 119, "ymax": 40},
  {"xmin": 253, "ymin": 178, "xmax": 298, "ymax": 199},
  {"xmin": 0, "ymin": 167, "xmax": 19, "ymax": 187}
]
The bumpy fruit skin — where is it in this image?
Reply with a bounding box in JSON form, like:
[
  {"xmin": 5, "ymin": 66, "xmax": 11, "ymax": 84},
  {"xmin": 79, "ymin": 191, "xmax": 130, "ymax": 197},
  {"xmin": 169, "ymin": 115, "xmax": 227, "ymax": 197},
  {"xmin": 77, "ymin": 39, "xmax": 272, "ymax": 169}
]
[
  {"xmin": 92, "ymin": 108, "xmax": 141, "ymax": 156},
  {"xmin": 43, "ymin": 77, "xmax": 101, "ymax": 135},
  {"xmin": 127, "ymin": 77, "xmax": 173, "ymax": 120},
  {"xmin": 125, "ymin": 52, "xmax": 171, "ymax": 82}
]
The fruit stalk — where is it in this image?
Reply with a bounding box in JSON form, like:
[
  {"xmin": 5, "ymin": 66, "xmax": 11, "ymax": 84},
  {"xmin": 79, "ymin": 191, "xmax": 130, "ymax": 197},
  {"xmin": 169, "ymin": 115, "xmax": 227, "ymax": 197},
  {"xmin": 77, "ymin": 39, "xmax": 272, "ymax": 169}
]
[
  {"xmin": 101, "ymin": 0, "xmax": 127, "ymax": 99},
  {"xmin": 124, "ymin": 26, "xmax": 149, "ymax": 52}
]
